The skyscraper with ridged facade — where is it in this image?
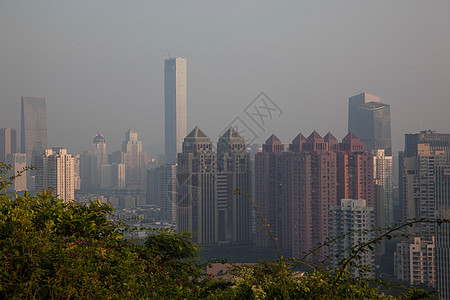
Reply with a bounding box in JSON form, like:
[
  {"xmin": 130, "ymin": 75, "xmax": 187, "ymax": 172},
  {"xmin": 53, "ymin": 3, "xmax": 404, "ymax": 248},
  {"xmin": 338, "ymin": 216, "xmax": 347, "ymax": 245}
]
[
  {"xmin": 176, "ymin": 126, "xmax": 251, "ymax": 245},
  {"xmin": 165, "ymin": 57, "xmax": 187, "ymax": 164}
]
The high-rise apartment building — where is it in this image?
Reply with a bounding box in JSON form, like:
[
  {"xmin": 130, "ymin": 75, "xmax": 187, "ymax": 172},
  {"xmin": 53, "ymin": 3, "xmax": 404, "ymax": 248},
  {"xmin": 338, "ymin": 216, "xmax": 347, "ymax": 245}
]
[
  {"xmin": 255, "ymin": 131, "xmax": 374, "ymax": 261},
  {"xmin": 394, "ymin": 237, "xmax": 435, "ymax": 287},
  {"xmin": 396, "ymin": 131, "xmax": 450, "ymax": 289},
  {"xmin": 435, "ymin": 165, "xmax": 450, "ymax": 299},
  {"xmin": 165, "ymin": 57, "xmax": 187, "ymax": 164},
  {"xmin": 348, "ymin": 93, "xmax": 391, "ymax": 155},
  {"xmin": 21, "ymin": 97, "xmax": 47, "ymax": 164},
  {"xmin": 329, "ymin": 199, "xmax": 375, "ymax": 277},
  {"xmin": 121, "ymin": 129, "xmax": 148, "ymax": 187},
  {"xmin": 176, "ymin": 126, "xmax": 251, "ymax": 245},
  {"xmin": 35, "ymin": 148, "xmax": 74, "ymax": 202},
  {"xmin": 0, "ymin": 128, "xmax": 17, "ymax": 162},
  {"xmin": 373, "ymin": 149, "xmax": 394, "ymax": 226}
]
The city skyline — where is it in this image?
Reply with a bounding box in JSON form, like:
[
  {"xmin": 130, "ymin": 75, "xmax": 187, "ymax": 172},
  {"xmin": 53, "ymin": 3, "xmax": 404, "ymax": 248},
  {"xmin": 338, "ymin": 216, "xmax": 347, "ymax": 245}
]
[{"xmin": 1, "ymin": 2, "xmax": 450, "ymax": 155}]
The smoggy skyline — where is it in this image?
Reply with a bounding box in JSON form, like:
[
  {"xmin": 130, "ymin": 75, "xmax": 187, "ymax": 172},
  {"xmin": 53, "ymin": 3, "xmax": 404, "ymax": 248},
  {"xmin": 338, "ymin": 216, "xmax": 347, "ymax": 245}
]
[{"xmin": 1, "ymin": 1, "xmax": 450, "ymax": 156}]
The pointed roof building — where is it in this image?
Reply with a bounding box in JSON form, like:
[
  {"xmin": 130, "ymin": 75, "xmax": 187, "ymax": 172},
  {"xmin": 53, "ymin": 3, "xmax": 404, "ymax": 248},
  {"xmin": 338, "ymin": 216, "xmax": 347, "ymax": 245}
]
[
  {"xmin": 340, "ymin": 131, "xmax": 365, "ymax": 152},
  {"xmin": 182, "ymin": 126, "xmax": 212, "ymax": 153},
  {"xmin": 263, "ymin": 134, "xmax": 285, "ymax": 153},
  {"xmin": 289, "ymin": 133, "xmax": 306, "ymax": 152}
]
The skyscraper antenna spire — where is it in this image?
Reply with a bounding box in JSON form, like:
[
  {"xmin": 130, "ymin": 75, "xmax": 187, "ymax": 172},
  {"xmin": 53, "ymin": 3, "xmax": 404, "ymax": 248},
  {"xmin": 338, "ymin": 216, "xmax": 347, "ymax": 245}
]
[{"xmin": 167, "ymin": 49, "xmax": 172, "ymax": 59}]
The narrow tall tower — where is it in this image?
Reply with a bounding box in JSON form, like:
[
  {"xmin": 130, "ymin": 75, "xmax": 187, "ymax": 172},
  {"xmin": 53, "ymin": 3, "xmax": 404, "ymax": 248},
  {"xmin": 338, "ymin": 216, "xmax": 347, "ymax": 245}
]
[
  {"xmin": 165, "ymin": 57, "xmax": 187, "ymax": 163},
  {"xmin": 21, "ymin": 97, "xmax": 47, "ymax": 164}
]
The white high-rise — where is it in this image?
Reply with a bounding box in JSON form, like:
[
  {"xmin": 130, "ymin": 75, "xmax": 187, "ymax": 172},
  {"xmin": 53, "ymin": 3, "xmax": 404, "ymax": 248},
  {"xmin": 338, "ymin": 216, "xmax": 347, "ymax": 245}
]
[
  {"xmin": 165, "ymin": 57, "xmax": 187, "ymax": 163},
  {"xmin": 35, "ymin": 148, "xmax": 74, "ymax": 202}
]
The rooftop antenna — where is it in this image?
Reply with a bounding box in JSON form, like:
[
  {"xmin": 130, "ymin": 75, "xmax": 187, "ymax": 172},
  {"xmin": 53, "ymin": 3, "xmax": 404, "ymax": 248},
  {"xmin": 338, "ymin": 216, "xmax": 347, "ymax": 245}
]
[{"xmin": 167, "ymin": 49, "xmax": 172, "ymax": 59}]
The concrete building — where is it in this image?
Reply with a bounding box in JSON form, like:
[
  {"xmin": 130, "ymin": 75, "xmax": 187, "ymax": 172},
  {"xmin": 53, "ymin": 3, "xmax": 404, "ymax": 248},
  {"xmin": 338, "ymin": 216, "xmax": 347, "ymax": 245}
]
[
  {"xmin": 176, "ymin": 126, "xmax": 251, "ymax": 245},
  {"xmin": 165, "ymin": 57, "xmax": 187, "ymax": 164},
  {"xmin": 6, "ymin": 153, "xmax": 27, "ymax": 192},
  {"xmin": 35, "ymin": 148, "xmax": 74, "ymax": 202},
  {"xmin": 394, "ymin": 237, "xmax": 435, "ymax": 287},
  {"xmin": 0, "ymin": 128, "xmax": 17, "ymax": 163},
  {"xmin": 348, "ymin": 93, "xmax": 391, "ymax": 155},
  {"xmin": 21, "ymin": 97, "xmax": 47, "ymax": 165},
  {"xmin": 329, "ymin": 199, "xmax": 375, "ymax": 277},
  {"xmin": 121, "ymin": 129, "xmax": 148, "ymax": 187}
]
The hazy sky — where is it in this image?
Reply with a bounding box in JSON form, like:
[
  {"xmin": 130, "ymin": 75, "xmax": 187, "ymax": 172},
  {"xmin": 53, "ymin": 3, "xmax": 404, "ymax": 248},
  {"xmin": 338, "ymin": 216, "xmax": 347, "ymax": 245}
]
[{"xmin": 1, "ymin": 1, "xmax": 450, "ymax": 156}]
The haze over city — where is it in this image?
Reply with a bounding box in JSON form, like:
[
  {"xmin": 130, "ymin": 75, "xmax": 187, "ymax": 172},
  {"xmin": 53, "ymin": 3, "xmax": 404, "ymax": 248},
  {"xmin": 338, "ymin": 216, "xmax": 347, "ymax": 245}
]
[{"xmin": 1, "ymin": 1, "xmax": 450, "ymax": 155}]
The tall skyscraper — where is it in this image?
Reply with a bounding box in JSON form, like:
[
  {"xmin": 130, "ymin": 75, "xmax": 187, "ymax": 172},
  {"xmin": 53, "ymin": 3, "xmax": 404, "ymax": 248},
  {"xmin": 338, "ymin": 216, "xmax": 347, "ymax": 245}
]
[
  {"xmin": 217, "ymin": 128, "xmax": 251, "ymax": 242},
  {"xmin": 21, "ymin": 97, "xmax": 47, "ymax": 164},
  {"xmin": 165, "ymin": 57, "xmax": 187, "ymax": 164},
  {"xmin": 177, "ymin": 126, "xmax": 217, "ymax": 245},
  {"xmin": 35, "ymin": 148, "xmax": 74, "ymax": 202},
  {"xmin": 348, "ymin": 92, "xmax": 391, "ymax": 155},
  {"xmin": 176, "ymin": 126, "xmax": 251, "ymax": 245},
  {"xmin": 0, "ymin": 128, "xmax": 17, "ymax": 163}
]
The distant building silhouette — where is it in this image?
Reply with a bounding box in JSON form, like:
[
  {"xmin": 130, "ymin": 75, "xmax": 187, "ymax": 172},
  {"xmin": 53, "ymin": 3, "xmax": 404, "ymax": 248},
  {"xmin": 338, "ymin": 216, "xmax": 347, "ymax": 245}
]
[
  {"xmin": 0, "ymin": 128, "xmax": 17, "ymax": 163},
  {"xmin": 91, "ymin": 132, "xmax": 108, "ymax": 187},
  {"xmin": 121, "ymin": 129, "xmax": 148, "ymax": 187},
  {"xmin": 6, "ymin": 153, "xmax": 27, "ymax": 192},
  {"xmin": 348, "ymin": 92, "xmax": 391, "ymax": 155},
  {"xmin": 21, "ymin": 97, "xmax": 47, "ymax": 165},
  {"xmin": 165, "ymin": 57, "xmax": 187, "ymax": 164}
]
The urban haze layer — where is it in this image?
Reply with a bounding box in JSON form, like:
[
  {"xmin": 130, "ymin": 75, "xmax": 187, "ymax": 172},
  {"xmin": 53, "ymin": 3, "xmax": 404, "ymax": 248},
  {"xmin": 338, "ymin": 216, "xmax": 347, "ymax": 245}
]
[{"xmin": 1, "ymin": 2, "xmax": 450, "ymax": 299}]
